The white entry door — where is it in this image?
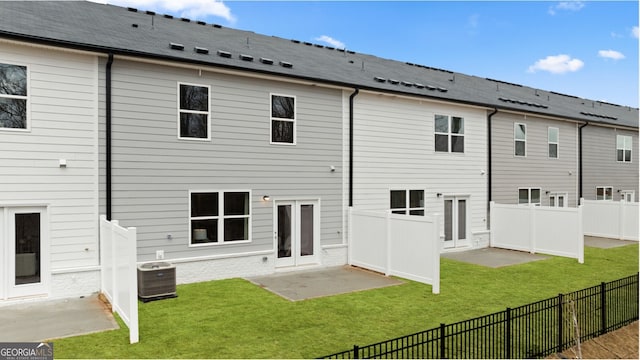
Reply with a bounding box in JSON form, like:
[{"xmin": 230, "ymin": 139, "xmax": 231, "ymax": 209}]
[
  {"xmin": 1, "ymin": 207, "xmax": 49, "ymax": 300},
  {"xmin": 443, "ymin": 197, "xmax": 468, "ymax": 249},
  {"xmin": 550, "ymin": 193, "xmax": 568, "ymax": 207},
  {"xmin": 275, "ymin": 200, "xmax": 319, "ymax": 267}
]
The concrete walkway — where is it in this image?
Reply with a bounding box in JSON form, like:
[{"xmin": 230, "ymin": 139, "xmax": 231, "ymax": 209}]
[
  {"xmin": 246, "ymin": 266, "xmax": 403, "ymax": 301},
  {"xmin": 584, "ymin": 236, "xmax": 637, "ymax": 248},
  {"xmin": 0, "ymin": 294, "xmax": 118, "ymax": 342},
  {"xmin": 441, "ymin": 247, "xmax": 549, "ymax": 268}
]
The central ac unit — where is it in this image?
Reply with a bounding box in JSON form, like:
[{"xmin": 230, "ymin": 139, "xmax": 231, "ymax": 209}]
[{"xmin": 137, "ymin": 262, "xmax": 177, "ymax": 302}]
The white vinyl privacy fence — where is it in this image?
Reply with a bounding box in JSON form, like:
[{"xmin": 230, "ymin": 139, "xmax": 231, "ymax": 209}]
[
  {"xmin": 348, "ymin": 208, "xmax": 441, "ymax": 293},
  {"xmin": 581, "ymin": 199, "xmax": 639, "ymax": 241},
  {"xmin": 100, "ymin": 215, "xmax": 139, "ymax": 344},
  {"xmin": 490, "ymin": 202, "xmax": 584, "ymax": 263}
]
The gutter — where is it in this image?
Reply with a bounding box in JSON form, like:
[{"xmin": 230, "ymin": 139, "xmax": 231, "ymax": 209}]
[
  {"xmin": 578, "ymin": 122, "xmax": 589, "ymax": 200},
  {"xmin": 106, "ymin": 53, "xmax": 114, "ymax": 220},
  {"xmin": 349, "ymin": 88, "xmax": 359, "ymax": 207}
]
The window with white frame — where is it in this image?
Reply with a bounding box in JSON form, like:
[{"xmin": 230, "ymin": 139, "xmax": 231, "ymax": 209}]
[
  {"xmin": 518, "ymin": 188, "xmax": 540, "ymax": 205},
  {"xmin": 271, "ymin": 94, "xmax": 296, "ymax": 144},
  {"xmin": 616, "ymin": 135, "xmax": 632, "ymax": 162},
  {"xmin": 178, "ymin": 83, "xmax": 210, "ymax": 140},
  {"xmin": 434, "ymin": 114, "xmax": 464, "ymax": 153},
  {"xmin": 596, "ymin": 186, "xmax": 613, "ymax": 201},
  {"xmin": 390, "ymin": 189, "xmax": 425, "ymax": 215},
  {"xmin": 190, "ymin": 190, "xmax": 251, "ymax": 245},
  {"xmin": 0, "ymin": 63, "xmax": 28, "ymax": 130},
  {"xmin": 514, "ymin": 123, "xmax": 526, "ymax": 156},
  {"xmin": 548, "ymin": 127, "xmax": 559, "ymax": 159}
]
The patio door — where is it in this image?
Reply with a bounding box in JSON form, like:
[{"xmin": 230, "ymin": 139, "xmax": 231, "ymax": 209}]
[
  {"xmin": 0, "ymin": 207, "xmax": 49, "ymax": 300},
  {"xmin": 443, "ymin": 197, "xmax": 468, "ymax": 249},
  {"xmin": 275, "ymin": 200, "xmax": 319, "ymax": 267},
  {"xmin": 549, "ymin": 193, "xmax": 568, "ymax": 207}
]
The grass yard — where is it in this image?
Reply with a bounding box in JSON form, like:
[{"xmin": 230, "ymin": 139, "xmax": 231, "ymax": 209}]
[{"xmin": 54, "ymin": 244, "xmax": 638, "ymax": 358}]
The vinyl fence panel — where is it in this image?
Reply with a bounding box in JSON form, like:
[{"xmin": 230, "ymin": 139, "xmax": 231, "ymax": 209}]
[
  {"xmin": 100, "ymin": 215, "xmax": 139, "ymax": 344},
  {"xmin": 582, "ymin": 199, "xmax": 639, "ymax": 241},
  {"xmin": 349, "ymin": 208, "xmax": 440, "ymax": 293}
]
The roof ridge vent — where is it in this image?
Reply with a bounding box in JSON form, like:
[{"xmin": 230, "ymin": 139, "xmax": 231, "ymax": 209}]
[
  {"xmin": 181, "ymin": 17, "xmax": 191, "ymax": 22},
  {"xmin": 127, "ymin": 7, "xmax": 138, "ymax": 12},
  {"xmin": 145, "ymin": 10, "xmax": 155, "ymax": 15},
  {"xmin": 164, "ymin": 14, "xmax": 173, "ymax": 19},
  {"xmin": 291, "ymin": 39, "xmax": 301, "ymax": 44},
  {"xmin": 169, "ymin": 42, "xmax": 184, "ymax": 51},
  {"xmin": 213, "ymin": 24, "xmax": 222, "ymax": 28},
  {"xmin": 487, "ymin": 78, "xmax": 523, "ymax": 88},
  {"xmin": 550, "ymin": 91, "xmax": 579, "ymax": 99}
]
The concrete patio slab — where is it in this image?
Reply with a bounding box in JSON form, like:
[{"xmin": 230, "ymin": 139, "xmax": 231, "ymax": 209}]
[
  {"xmin": 441, "ymin": 247, "xmax": 549, "ymax": 268},
  {"xmin": 0, "ymin": 294, "xmax": 118, "ymax": 342},
  {"xmin": 246, "ymin": 266, "xmax": 403, "ymax": 301},
  {"xmin": 584, "ymin": 236, "xmax": 637, "ymax": 248}
]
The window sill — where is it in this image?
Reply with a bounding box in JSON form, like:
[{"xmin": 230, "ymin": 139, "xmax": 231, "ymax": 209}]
[{"xmin": 188, "ymin": 239, "xmax": 252, "ymax": 248}]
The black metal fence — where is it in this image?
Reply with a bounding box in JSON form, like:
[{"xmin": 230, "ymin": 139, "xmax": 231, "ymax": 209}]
[{"xmin": 321, "ymin": 273, "xmax": 638, "ymax": 359}]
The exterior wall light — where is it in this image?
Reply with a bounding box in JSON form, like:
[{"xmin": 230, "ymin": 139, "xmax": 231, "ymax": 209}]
[{"xmin": 262, "ymin": 195, "xmax": 270, "ymax": 201}]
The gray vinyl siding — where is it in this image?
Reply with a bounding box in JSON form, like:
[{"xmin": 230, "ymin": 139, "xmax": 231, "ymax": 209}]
[
  {"xmin": 99, "ymin": 58, "xmax": 343, "ymax": 261},
  {"xmin": 0, "ymin": 42, "xmax": 99, "ymax": 270},
  {"xmin": 582, "ymin": 126, "xmax": 639, "ymax": 201},
  {"xmin": 492, "ymin": 112, "xmax": 578, "ymax": 207}
]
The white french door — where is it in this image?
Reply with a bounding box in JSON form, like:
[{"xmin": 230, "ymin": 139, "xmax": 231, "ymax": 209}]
[
  {"xmin": 274, "ymin": 200, "xmax": 319, "ymax": 267},
  {"xmin": 550, "ymin": 193, "xmax": 568, "ymax": 207},
  {"xmin": 0, "ymin": 206, "xmax": 49, "ymax": 300},
  {"xmin": 443, "ymin": 197, "xmax": 468, "ymax": 249}
]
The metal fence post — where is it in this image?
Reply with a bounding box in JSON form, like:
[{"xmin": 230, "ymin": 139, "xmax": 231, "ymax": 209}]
[
  {"xmin": 439, "ymin": 323, "xmax": 446, "ymax": 359},
  {"xmin": 557, "ymin": 293, "xmax": 563, "ymax": 353},
  {"xmin": 353, "ymin": 344, "xmax": 359, "ymax": 359},
  {"xmin": 505, "ymin": 308, "xmax": 512, "ymax": 359},
  {"xmin": 600, "ymin": 282, "xmax": 607, "ymax": 336}
]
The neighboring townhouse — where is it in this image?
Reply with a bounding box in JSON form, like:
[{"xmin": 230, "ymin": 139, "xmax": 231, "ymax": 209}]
[{"xmin": 0, "ymin": 1, "xmax": 637, "ymax": 303}]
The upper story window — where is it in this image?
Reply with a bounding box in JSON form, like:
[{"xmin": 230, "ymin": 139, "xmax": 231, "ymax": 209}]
[
  {"xmin": 390, "ymin": 189, "xmax": 425, "ymax": 215},
  {"xmin": 0, "ymin": 63, "xmax": 28, "ymax": 130},
  {"xmin": 548, "ymin": 127, "xmax": 559, "ymax": 159},
  {"xmin": 518, "ymin": 188, "xmax": 540, "ymax": 205},
  {"xmin": 178, "ymin": 83, "xmax": 210, "ymax": 140},
  {"xmin": 190, "ymin": 190, "xmax": 251, "ymax": 245},
  {"xmin": 271, "ymin": 94, "xmax": 296, "ymax": 144},
  {"xmin": 596, "ymin": 186, "xmax": 613, "ymax": 201},
  {"xmin": 616, "ymin": 135, "xmax": 632, "ymax": 162},
  {"xmin": 435, "ymin": 115, "xmax": 464, "ymax": 153},
  {"xmin": 514, "ymin": 123, "xmax": 526, "ymax": 157}
]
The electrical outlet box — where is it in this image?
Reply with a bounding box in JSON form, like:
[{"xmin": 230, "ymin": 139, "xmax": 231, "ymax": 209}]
[{"xmin": 156, "ymin": 250, "xmax": 164, "ymax": 260}]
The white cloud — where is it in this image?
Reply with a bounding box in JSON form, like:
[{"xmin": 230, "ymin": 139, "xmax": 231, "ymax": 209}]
[
  {"xmin": 527, "ymin": 54, "xmax": 584, "ymax": 74},
  {"xmin": 89, "ymin": 0, "xmax": 236, "ymax": 23},
  {"xmin": 598, "ymin": 50, "xmax": 625, "ymax": 60},
  {"xmin": 315, "ymin": 35, "xmax": 345, "ymax": 49},
  {"xmin": 548, "ymin": 1, "xmax": 585, "ymax": 15},
  {"xmin": 632, "ymin": 26, "xmax": 639, "ymax": 39}
]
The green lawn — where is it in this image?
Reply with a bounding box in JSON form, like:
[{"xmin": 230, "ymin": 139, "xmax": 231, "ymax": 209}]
[{"xmin": 54, "ymin": 244, "xmax": 638, "ymax": 358}]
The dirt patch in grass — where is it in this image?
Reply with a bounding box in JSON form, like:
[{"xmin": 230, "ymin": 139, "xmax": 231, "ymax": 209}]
[{"xmin": 548, "ymin": 321, "xmax": 638, "ymax": 359}]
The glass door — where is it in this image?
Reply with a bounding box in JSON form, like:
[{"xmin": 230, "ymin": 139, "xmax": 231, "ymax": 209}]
[
  {"xmin": 4, "ymin": 207, "xmax": 49, "ymax": 299},
  {"xmin": 275, "ymin": 200, "xmax": 319, "ymax": 267},
  {"xmin": 443, "ymin": 197, "xmax": 468, "ymax": 249}
]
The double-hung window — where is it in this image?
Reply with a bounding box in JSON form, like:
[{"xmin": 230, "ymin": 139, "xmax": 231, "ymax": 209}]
[
  {"xmin": 514, "ymin": 123, "xmax": 526, "ymax": 156},
  {"xmin": 518, "ymin": 188, "xmax": 540, "ymax": 205},
  {"xmin": 190, "ymin": 190, "xmax": 251, "ymax": 245},
  {"xmin": 390, "ymin": 189, "xmax": 425, "ymax": 215},
  {"xmin": 434, "ymin": 115, "xmax": 464, "ymax": 153},
  {"xmin": 616, "ymin": 135, "xmax": 632, "ymax": 162},
  {"xmin": 0, "ymin": 63, "xmax": 28, "ymax": 130},
  {"xmin": 596, "ymin": 186, "xmax": 613, "ymax": 201},
  {"xmin": 271, "ymin": 94, "xmax": 296, "ymax": 144},
  {"xmin": 178, "ymin": 83, "xmax": 210, "ymax": 140},
  {"xmin": 548, "ymin": 127, "xmax": 559, "ymax": 158}
]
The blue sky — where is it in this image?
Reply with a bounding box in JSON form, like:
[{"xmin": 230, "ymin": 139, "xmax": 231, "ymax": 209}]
[{"xmin": 92, "ymin": 1, "xmax": 639, "ymax": 108}]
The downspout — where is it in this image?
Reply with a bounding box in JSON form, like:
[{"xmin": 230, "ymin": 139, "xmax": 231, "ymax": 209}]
[
  {"xmin": 106, "ymin": 53, "xmax": 114, "ymax": 220},
  {"xmin": 487, "ymin": 108, "xmax": 498, "ymax": 229},
  {"xmin": 348, "ymin": 88, "xmax": 359, "ymax": 207},
  {"xmin": 578, "ymin": 122, "xmax": 589, "ymax": 200}
]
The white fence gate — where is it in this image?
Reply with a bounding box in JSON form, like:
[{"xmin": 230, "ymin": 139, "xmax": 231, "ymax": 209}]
[
  {"xmin": 100, "ymin": 215, "xmax": 139, "ymax": 344},
  {"xmin": 490, "ymin": 202, "xmax": 584, "ymax": 263},
  {"xmin": 581, "ymin": 199, "xmax": 639, "ymax": 241},
  {"xmin": 348, "ymin": 208, "xmax": 441, "ymax": 294}
]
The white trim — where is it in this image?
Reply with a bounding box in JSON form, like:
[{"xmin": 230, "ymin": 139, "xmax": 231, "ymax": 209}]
[
  {"xmin": 187, "ymin": 189, "xmax": 252, "ymax": 246},
  {"xmin": 514, "ymin": 122, "xmax": 527, "ymax": 157},
  {"xmin": 51, "ymin": 266, "xmax": 101, "ymax": 274},
  {"xmin": 158, "ymin": 249, "xmax": 273, "ymax": 264},
  {"xmin": 269, "ymin": 93, "xmax": 297, "ymax": 145},
  {"xmin": 548, "ymin": 127, "xmax": 559, "ymax": 159},
  {"xmin": 177, "ymin": 82, "xmax": 211, "ymax": 141},
  {"xmin": 322, "ymin": 243, "xmax": 348, "ymax": 249},
  {"xmin": 0, "ymin": 61, "xmax": 30, "ymax": 132}
]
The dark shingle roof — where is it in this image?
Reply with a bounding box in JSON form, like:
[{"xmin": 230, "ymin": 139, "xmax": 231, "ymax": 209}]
[{"xmin": 0, "ymin": 1, "xmax": 637, "ymax": 128}]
